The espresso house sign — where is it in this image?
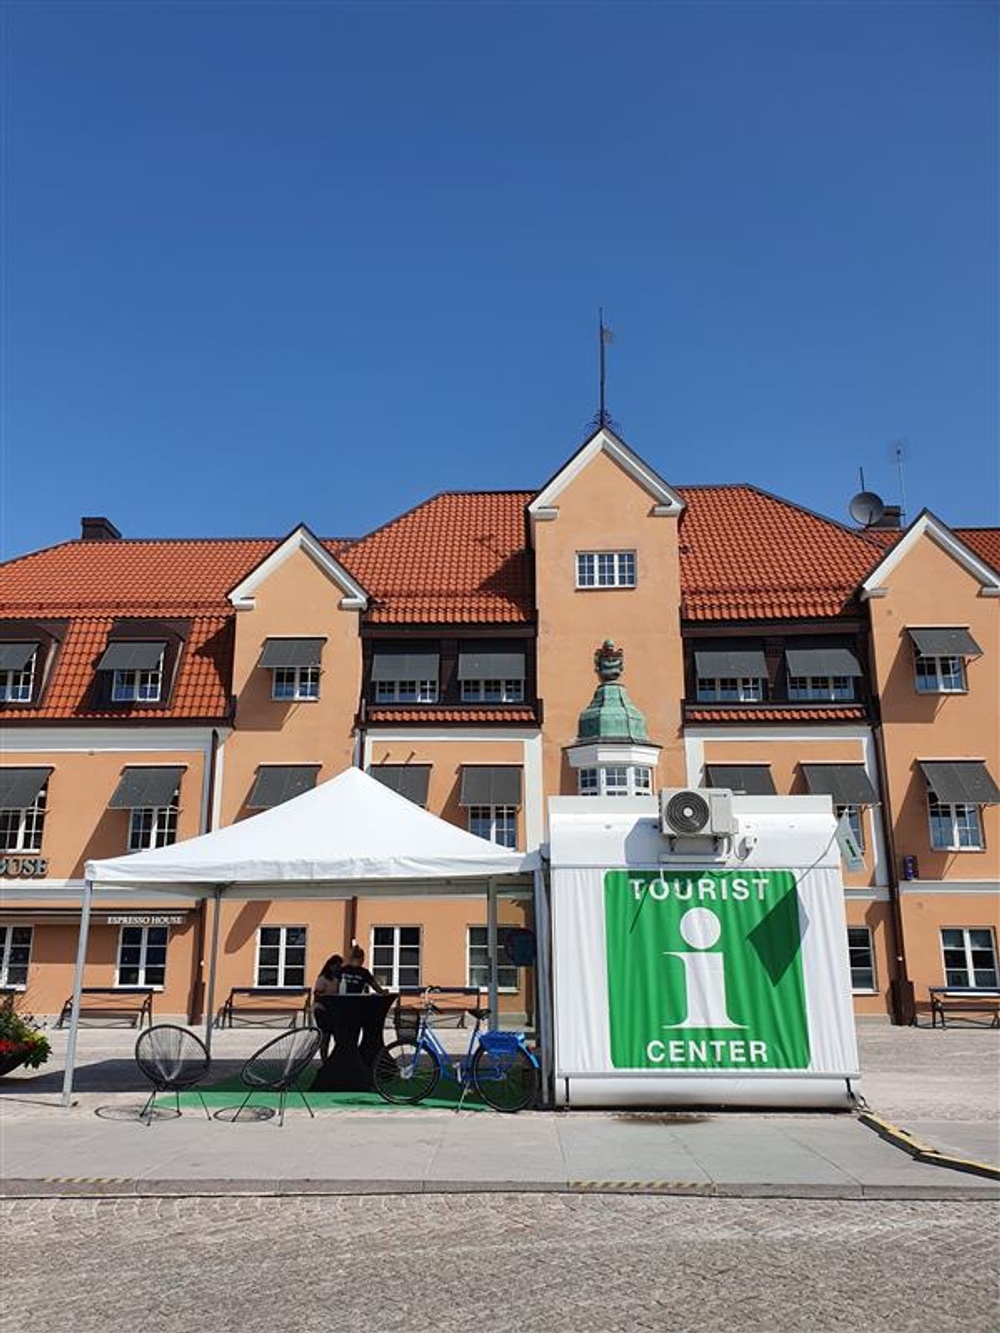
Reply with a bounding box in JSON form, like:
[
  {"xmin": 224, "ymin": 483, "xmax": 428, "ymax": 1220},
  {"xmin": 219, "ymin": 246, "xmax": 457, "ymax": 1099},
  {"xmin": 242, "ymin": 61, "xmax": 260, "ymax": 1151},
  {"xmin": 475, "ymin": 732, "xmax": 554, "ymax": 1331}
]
[{"xmin": 0, "ymin": 856, "xmax": 48, "ymax": 878}]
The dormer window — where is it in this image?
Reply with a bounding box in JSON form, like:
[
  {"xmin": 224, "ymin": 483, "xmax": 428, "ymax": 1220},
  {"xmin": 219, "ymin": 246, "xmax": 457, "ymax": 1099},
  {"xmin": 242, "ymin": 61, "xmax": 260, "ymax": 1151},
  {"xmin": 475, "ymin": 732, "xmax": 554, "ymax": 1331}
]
[
  {"xmin": 258, "ymin": 638, "xmax": 325, "ymax": 701},
  {"xmin": 97, "ymin": 641, "xmax": 166, "ymax": 703},
  {"xmin": 0, "ymin": 642, "xmax": 39, "ymax": 704},
  {"xmin": 908, "ymin": 628, "xmax": 981, "ymax": 695},
  {"xmin": 458, "ymin": 647, "xmax": 526, "ymax": 704},
  {"xmin": 576, "ymin": 551, "xmax": 636, "ymax": 589},
  {"xmin": 693, "ymin": 646, "xmax": 767, "ymax": 703},
  {"xmin": 371, "ymin": 650, "xmax": 440, "ymax": 705},
  {"xmin": 784, "ymin": 647, "xmax": 861, "ymax": 702}
]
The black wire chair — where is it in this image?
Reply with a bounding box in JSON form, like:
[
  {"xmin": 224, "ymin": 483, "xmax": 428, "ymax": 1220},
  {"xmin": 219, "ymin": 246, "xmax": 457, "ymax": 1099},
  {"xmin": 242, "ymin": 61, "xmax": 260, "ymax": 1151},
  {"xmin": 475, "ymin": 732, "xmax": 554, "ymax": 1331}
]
[
  {"xmin": 235, "ymin": 1026, "xmax": 322, "ymax": 1126},
  {"xmin": 134, "ymin": 1024, "xmax": 213, "ymax": 1126}
]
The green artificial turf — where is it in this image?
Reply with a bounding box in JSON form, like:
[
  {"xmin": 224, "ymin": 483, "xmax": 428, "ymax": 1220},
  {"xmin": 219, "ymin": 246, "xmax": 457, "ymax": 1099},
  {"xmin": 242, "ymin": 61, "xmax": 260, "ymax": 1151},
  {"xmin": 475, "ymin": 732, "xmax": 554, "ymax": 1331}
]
[{"xmin": 177, "ymin": 1070, "xmax": 485, "ymax": 1111}]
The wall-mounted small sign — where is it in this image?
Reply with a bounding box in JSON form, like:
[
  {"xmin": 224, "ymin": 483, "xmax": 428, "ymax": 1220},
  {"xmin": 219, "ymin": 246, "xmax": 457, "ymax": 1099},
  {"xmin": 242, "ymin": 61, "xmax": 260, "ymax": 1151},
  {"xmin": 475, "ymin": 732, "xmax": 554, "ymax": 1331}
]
[
  {"xmin": 0, "ymin": 857, "xmax": 48, "ymax": 878},
  {"xmin": 106, "ymin": 914, "xmax": 187, "ymax": 926}
]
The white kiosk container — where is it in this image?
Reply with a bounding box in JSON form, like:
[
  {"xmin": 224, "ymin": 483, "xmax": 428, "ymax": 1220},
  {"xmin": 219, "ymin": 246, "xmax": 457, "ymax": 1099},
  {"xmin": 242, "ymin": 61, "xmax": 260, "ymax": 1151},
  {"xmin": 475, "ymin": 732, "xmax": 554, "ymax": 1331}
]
[{"xmin": 549, "ymin": 793, "xmax": 860, "ymax": 1109}]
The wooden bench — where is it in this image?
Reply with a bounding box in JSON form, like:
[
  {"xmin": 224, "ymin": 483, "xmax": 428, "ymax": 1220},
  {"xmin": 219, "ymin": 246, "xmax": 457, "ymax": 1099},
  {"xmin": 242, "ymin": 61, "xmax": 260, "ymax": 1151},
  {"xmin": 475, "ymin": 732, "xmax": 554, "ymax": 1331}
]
[
  {"xmin": 929, "ymin": 987, "xmax": 1000, "ymax": 1029},
  {"xmin": 57, "ymin": 987, "xmax": 154, "ymax": 1029},
  {"xmin": 219, "ymin": 986, "xmax": 312, "ymax": 1029}
]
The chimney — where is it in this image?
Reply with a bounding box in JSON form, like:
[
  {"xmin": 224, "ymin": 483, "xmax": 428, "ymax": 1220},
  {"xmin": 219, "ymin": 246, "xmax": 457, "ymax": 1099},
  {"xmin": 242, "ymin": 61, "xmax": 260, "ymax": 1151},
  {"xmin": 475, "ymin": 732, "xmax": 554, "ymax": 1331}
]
[
  {"xmin": 80, "ymin": 516, "xmax": 122, "ymax": 541},
  {"xmin": 871, "ymin": 505, "xmax": 902, "ymax": 530}
]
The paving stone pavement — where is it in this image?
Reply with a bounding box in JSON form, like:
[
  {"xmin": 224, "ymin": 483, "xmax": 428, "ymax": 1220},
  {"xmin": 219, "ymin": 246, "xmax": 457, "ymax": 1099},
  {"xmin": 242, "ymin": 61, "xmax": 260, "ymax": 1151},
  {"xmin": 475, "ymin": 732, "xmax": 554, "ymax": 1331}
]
[{"xmin": 2, "ymin": 1193, "xmax": 998, "ymax": 1333}]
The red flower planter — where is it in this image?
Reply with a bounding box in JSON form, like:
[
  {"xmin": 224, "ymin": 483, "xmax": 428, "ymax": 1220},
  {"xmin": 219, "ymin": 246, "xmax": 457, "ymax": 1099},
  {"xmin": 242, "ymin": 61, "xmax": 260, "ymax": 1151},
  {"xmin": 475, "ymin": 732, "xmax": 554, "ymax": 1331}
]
[{"xmin": 0, "ymin": 1048, "xmax": 29, "ymax": 1076}]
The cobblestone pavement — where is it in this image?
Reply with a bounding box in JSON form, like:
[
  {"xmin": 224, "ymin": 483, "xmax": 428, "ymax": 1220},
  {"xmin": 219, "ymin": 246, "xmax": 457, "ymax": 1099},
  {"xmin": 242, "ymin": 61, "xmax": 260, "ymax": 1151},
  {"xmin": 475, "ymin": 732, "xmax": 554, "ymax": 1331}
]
[
  {"xmin": 855, "ymin": 1024, "xmax": 999, "ymax": 1122},
  {"xmin": 2, "ymin": 1194, "xmax": 998, "ymax": 1333}
]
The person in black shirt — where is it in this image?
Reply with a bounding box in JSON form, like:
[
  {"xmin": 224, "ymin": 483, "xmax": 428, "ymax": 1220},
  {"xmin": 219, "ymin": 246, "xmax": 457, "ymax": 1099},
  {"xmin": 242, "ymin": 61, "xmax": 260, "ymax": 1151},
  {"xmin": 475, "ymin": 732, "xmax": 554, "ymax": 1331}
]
[{"xmin": 339, "ymin": 945, "xmax": 385, "ymax": 995}]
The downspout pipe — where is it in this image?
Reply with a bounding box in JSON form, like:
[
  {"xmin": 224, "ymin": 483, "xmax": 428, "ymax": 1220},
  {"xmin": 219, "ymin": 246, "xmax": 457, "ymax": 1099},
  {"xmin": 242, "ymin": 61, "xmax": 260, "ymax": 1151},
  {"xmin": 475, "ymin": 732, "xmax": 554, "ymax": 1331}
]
[{"xmin": 873, "ymin": 721, "xmax": 913, "ymax": 1025}]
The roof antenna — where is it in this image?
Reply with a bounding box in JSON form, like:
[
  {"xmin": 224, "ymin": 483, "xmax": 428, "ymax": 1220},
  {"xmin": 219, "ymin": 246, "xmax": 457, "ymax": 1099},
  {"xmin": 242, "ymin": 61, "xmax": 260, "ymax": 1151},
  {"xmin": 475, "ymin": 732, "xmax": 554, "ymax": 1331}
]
[
  {"xmin": 890, "ymin": 440, "xmax": 909, "ymax": 523},
  {"xmin": 590, "ymin": 308, "xmax": 619, "ymax": 433}
]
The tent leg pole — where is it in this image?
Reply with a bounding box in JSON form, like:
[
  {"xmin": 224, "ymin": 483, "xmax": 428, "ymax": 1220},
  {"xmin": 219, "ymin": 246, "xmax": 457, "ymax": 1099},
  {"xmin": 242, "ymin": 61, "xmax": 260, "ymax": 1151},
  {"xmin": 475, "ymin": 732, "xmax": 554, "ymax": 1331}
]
[
  {"xmin": 61, "ymin": 878, "xmax": 94, "ymax": 1108},
  {"xmin": 533, "ymin": 865, "xmax": 555, "ymax": 1108},
  {"xmin": 203, "ymin": 887, "xmax": 223, "ymax": 1054},
  {"xmin": 487, "ymin": 878, "xmax": 499, "ymax": 1031}
]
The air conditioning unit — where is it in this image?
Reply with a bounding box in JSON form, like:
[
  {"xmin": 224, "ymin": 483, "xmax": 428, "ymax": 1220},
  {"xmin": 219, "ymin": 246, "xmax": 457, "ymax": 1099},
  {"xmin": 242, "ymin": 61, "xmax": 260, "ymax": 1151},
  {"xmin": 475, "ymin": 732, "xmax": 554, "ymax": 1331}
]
[{"xmin": 659, "ymin": 788, "xmax": 735, "ymax": 838}]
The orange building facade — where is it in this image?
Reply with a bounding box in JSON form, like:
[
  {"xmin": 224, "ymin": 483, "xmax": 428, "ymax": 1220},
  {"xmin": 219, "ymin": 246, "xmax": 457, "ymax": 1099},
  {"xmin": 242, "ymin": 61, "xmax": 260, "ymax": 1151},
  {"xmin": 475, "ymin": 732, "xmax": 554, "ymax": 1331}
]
[{"xmin": 1, "ymin": 429, "xmax": 997, "ymax": 1026}]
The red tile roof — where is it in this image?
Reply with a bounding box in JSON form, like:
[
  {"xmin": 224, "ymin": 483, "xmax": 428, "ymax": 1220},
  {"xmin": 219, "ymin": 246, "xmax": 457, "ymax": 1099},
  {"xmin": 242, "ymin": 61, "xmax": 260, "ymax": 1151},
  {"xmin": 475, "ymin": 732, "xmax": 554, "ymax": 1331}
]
[
  {"xmin": 956, "ymin": 528, "xmax": 1000, "ymax": 575},
  {"xmin": 366, "ymin": 706, "xmax": 538, "ymax": 725},
  {"xmin": 676, "ymin": 486, "xmax": 885, "ymax": 621},
  {"xmin": 336, "ymin": 492, "xmax": 533, "ymax": 625},
  {"xmin": 686, "ymin": 706, "xmax": 868, "ymax": 724}
]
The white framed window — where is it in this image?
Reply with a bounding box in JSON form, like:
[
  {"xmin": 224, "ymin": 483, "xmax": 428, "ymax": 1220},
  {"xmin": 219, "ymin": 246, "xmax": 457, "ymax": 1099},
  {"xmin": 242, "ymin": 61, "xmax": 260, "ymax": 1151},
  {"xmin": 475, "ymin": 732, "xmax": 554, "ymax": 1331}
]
[
  {"xmin": 0, "ymin": 925, "xmax": 32, "ymax": 988},
  {"xmin": 915, "ymin": 655, "xmax": 966, "ymax": 694},
  {"xmin": 467, "ymin": 926, "xmax": 519, "ymax": 991},
  {"xmin": 112, "ymin": 660, "xmax": 163, "ymax": 703},
  {"xmin": 255, "ymin": 925, "xmax": 307, "ymax": 987},
  {"xmin": 0, "ymin": 652, "xmax": 36, "ymax": 704},
  {"xmin": 696, "ymin": 677, "xmax": 764, "ymax": 703},
  {"xmin": 940, "ymin": 927, "xmax": 998, "ymax": 989},
  {"xmin": 847, "ymin": 926, "xmax": 876, "ymax": 992},
  {"xmin": 928, "ymin": 797, "xmax": 984, "ymax": 850},
  {"xmin": 788, "ymin": 675, "xmax": 855, "ymax": 702},
  {"xmin": 116, "ymin": 925, "xmax": 168, "ymax": 988},
  {"xmin": 128, "ymin": 805, "xmax": 179, "ymax": 852},
  {"xmin": 460, "ymin": 679, "xmax": 524, "ymax": 703},
  {"xmin": 371, "ymin": 925, "xmax": 421, "ymax": 990},
  {"xmin": 374, "ymin": 679, "xmax": 438, "ymax": 704},
  {"xmin": 578, "ymin": 765, "xmax": 654, "ymax": 797},
  {"xmin": 575, "ymin": 551, "xmax": 636, "ymax": 589},
  {"xmin": 836, "ymin": 805, "xmax": 866, "ymax": 853},
  {"xmin": 468, "ymin": 805, "xmax": 518, "ymax": 849},
  {"xmin": 272, "ymin": 666, "xmax": 320, "ymax": 701},
  {"xmin": 0, "ymin": 786, "xmax": 47, "ymax": 853}
]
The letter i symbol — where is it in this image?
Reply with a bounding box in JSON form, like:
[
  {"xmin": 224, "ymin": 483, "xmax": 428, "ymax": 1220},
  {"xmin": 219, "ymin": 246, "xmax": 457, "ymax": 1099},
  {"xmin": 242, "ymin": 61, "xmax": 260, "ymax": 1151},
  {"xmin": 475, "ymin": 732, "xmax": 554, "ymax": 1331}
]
[{"xmin": 664, "ymin": 907, "xmax": 745, "ymax": 1029}]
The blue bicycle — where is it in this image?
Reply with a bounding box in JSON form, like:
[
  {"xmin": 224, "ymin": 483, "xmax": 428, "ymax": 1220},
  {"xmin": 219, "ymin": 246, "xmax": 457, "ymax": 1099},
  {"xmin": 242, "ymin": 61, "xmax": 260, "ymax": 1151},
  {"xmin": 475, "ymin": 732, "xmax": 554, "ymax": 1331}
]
[{"xmin": 373, "ymin": 991, "xmax": 540, "ymax": 1113}]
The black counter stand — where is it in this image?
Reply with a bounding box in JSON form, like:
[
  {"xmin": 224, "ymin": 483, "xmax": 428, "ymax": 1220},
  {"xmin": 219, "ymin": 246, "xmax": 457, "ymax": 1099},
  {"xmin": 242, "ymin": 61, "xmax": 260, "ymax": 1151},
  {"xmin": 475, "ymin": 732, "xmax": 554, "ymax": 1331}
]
[{"xmin": 311, "ymin": 993, "xmax": 396, "ymax": 1092}]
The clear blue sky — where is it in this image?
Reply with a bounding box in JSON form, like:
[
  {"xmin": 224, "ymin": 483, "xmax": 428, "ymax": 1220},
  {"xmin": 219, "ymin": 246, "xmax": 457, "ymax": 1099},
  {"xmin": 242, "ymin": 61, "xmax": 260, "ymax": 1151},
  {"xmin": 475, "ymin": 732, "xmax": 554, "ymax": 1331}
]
[{"xmin": 3, "ymin": 2, "xmax": 997, "ymax": 559}]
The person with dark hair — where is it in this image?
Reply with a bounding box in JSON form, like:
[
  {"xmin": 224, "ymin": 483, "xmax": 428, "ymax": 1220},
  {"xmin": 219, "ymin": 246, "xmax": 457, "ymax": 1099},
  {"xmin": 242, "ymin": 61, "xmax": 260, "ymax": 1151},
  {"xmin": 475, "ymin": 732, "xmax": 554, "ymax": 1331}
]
[
  {"xmin": 313, "ymin": 954, "xmax": 343, "ymax": 1061},
  {"xmin": 339, "ymin": 945, "xmax": 384, "ymax": 995}
]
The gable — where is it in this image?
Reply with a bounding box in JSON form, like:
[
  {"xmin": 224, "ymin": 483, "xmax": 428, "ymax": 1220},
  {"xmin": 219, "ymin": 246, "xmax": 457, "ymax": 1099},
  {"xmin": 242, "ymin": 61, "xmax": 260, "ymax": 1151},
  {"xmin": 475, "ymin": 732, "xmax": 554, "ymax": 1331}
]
[
  {"xmin": 228, "ymin": 525, "xmax": 368, "ymax": 611},
  {"xmin": 862, "ymin": 511, "xmax": 1000, "ymax": 601},
  {"xmin": 528, "ymin": 427, "xmax": 685, "ymax": 526}
]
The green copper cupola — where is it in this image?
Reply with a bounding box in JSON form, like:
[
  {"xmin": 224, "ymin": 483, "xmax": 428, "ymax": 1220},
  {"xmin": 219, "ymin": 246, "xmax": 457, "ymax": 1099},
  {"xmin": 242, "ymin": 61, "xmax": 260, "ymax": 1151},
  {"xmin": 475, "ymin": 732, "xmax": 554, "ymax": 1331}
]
[
  {"xmin": 565, "ymin": 641, "xmax": 661, "ymax": 796},
  {"xmin": 575, "ymin": 640, "xmax": 649, "ymax": 743}
]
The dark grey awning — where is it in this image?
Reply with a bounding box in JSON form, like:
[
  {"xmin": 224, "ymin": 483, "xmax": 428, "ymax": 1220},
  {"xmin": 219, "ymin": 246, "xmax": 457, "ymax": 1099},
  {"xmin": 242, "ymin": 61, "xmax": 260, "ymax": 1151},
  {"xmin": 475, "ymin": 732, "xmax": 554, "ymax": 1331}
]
[
  {"xmin": 108, "ymin": 766, "xmax": 185, "ymax": 810},
  {"xmin": 457, "ymin": 650, "xmax": 526, "ymax": 681},
  {"xmin": 96, "ymin": 641, "xmax": 166, "ymax": 672},
  {"xmin": 785, "ymin": 647, "xmax": 862, "ymax": 677},
  {"xmin": 459, "ymin": 766, "xmax": 523, "ymax": 807},
  {"xmin": 801, "ymin": 763, "xmax": 877, "ymax": 806},
  {"xmin": 258, "ymin": 638, "xmax": 326, "ymax": 669},
  {"xmin": 246, "ymin": 765, "xmax": 321, "ymax": 810},
  {"xmin": 0, "ymin": 642, "xmax": 39, "ymax": 671},
  {"xmin": 371, "ymin": 652, "xmax": 440, "ymax": 682},
  {"xmin": 0, "ymin": 767, "xmax": 52, "ymax": 809},
  {"xmin": 908, "ymin": 627, "xmax": 982, "ymax": 658},
  {"xmin": 368, "ymin": 765, "xmax": 431, "ymax": 807},
  {"xmin": 705, "ymin": 765, "xmax": 776, "ymax": 795},
  {"xmin": 919, "ymin": 761, "xmax": 1000, "ymax": 805},
  {"xmin": 694, "ymin": 648, "xmax": 767, "ymax": 678}
]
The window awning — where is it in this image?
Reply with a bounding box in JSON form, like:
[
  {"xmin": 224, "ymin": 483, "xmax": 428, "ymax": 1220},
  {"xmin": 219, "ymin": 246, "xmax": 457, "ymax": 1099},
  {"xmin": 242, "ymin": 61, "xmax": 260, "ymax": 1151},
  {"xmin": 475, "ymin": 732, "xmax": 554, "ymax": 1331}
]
[
  {"xmin": 96, "ymin": 641, "xmax": 166, "ymax": 672},
  {"xmin": 368, "ymin": 764, "xmax": 431, "ymax": 807},
  {"xmin": 258, "ymin": 638, "xmax": 326, "ymax": 669},
  {"xmin": 785, "ymin": 647, "xmax": 862, "ymax": 677},
  {"xmin": 457, "ymin": 650, "xmax": 526, "ymax": 681},
  {"xmin": 371, "ymin": 652, "xmax": 440, "ymax": 682},
  {"xmin": 801, "ymin": 763, "xmax": 877, "ymax": 806},
  {"xmin": 246, "ymin": 765, "xmax": 321, "ymax": 810},
  {"xmin": 918, "ymin": 761, "xmax": 1000, "ymax": 805},
  {"xmin": 908, "ymin": 627, "xmax": 982, "ymax": 658},
  {"xmin": 704, "ymin": 764, "xmax": 776, "ymax": 795},
  {"xmin": 0, "ymin": 642, "xmax": 39, "ymax": 671},
  {"xmin": 459, "ymin": 766, "xmax": 523, "ymax": 807},
  {"xmin": 694, "ymin": 648, "xmax": 767, "ymax": 678},
  {"xmin": 0, "ymin": 767, "xmax": 52, "ymax": 809},
  {"xmin": 108, "ymin": 766, "xmax": 185, "ymax": 810}
]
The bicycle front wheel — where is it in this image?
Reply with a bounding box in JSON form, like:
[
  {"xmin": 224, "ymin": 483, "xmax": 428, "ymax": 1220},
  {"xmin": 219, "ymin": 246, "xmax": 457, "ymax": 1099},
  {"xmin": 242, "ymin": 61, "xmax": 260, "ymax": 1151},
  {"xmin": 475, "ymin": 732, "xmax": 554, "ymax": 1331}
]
[
  {"xmin": 471, "ymin": 1045, "xmax": 539, "ymax": 1113},
  {"xmin": 373, "ymin": 1041, "xmax": 440, "ymax": 1104}
]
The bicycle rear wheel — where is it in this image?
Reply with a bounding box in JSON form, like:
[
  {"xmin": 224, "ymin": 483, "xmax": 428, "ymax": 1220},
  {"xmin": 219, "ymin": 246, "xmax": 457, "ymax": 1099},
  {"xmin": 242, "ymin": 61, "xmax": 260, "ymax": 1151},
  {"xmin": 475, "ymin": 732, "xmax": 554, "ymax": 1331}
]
[
  {"xmin": 471, "ymin": 1045, "xmax": 539, "ymax": 1113},
  {"xmin": 373, "ymin": 1041, "xmax": 440, "ymax": 1104}
]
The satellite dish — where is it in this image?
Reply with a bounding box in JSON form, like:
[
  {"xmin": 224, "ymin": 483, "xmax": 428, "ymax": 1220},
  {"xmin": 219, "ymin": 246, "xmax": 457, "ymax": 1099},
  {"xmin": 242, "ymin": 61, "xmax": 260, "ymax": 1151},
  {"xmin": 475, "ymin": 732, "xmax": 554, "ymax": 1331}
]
[{"xmin": 849, "ymin": 490, "xmax": 886, "ymax": 528}]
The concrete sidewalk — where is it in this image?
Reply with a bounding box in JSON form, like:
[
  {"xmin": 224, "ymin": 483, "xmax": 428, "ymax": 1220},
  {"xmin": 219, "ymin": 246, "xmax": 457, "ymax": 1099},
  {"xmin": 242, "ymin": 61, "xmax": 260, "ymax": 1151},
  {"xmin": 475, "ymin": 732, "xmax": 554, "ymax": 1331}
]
[{"xmin": 1, "ymin": 1024, "xmax": 997, "ymax": 1200}]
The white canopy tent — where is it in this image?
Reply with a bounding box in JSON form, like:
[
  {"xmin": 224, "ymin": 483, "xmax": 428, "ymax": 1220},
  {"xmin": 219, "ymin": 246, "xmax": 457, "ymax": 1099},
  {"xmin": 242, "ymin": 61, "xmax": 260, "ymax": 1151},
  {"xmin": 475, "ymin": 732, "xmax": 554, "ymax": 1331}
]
[{"xmin": 64, "ymin": 767, "xmax": 546, "ymax": 1105}]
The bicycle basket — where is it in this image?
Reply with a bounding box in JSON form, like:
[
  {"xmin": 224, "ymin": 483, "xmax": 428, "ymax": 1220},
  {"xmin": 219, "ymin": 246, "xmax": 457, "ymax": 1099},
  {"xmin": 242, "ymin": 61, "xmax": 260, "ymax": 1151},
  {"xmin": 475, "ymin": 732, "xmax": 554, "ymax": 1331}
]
[
  {"xmin": 477, "ymin": 1030, "xmax": 524, "ymax": 1055},
  {"xmin": 394, "ymin": 1006, "xmax": 423, "ymax": 1041}
]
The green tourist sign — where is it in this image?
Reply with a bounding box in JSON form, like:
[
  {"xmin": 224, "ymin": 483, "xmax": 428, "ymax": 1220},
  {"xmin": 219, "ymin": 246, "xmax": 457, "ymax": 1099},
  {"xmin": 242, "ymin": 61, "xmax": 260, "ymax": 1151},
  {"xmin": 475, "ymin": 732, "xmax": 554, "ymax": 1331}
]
[{"xmin": 604, "ymin": 869, "xmax": 811, "ymax": 1071}]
